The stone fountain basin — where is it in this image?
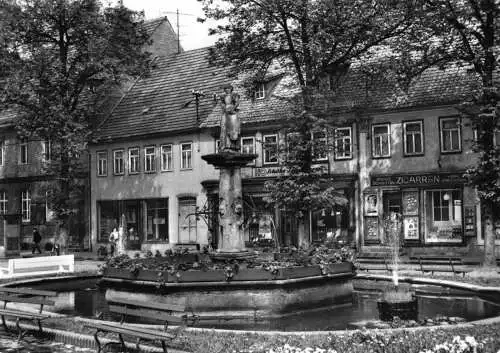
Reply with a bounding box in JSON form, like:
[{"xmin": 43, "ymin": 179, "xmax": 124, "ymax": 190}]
[{"xmin": 100, "ymin": 263, "xmax": 355, "ymax": 319}]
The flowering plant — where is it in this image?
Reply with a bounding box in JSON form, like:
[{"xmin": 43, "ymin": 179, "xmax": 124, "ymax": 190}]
[
  {"xmin": 419, "ymin": 336, "xmax": 480, "ymax": 353},
  {"xmin": 267, "ymin": 344, "xmax": 337, "ymax": 353}
]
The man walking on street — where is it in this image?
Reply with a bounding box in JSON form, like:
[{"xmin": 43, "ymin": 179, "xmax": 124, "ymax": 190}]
[{"xmin": 32, "ymin": 227, "xmax": 42, "ymax": 254}]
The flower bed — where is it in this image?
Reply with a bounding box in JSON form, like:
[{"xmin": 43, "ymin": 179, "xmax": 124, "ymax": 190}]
[{"xmin": 101, "ymin": 246, "xmax": 356, "ymax": 283}]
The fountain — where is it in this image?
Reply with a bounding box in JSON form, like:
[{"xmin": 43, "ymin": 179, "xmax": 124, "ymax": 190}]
[
  {"xmin": 98, "ymin": 84, "xmax": 356, "ymax": 322},
  {"xmin": 201, "ymin": 84, "xmax": 257, "ymax": 260}
]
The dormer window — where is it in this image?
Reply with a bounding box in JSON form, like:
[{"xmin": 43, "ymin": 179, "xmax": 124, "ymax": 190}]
[{"xmin": 254, "ymin": 83, "xmax": 266, "ymax": 100}]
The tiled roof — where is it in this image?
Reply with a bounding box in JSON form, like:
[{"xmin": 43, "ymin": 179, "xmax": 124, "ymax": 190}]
[
  {"xmin": 94, "ymin": 47, "xmax": 231, "ymax": 141},
  {"xmin": 142, "ymin": 17, "xmax": 168, "ymax": 36},
  {"xmin": 95, "ymin": 46, "xmax": 482, "ymax": 139}
]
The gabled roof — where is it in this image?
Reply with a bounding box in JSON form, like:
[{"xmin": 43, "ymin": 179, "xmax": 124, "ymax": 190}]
[
  {"xmin": 94, "ymin": 47, "xmax": 230, "ymax": 141},
  {"xmin": 142, "ymin": 17, "xmax": 169, "ymax": 36},
  {"xmin": 95, "ymin": 47, "xmax": 482, "ymax": 140}
]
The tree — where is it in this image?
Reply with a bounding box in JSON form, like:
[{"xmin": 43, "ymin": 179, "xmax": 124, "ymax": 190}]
[
  {"xmin": 391, "ymin": 0, "xmax": 499, "ymax": 268},
  {"xmin": 201, "ymin": 0, "xmax": 419, "ymax": 246},
  {"xmin": 1, "ymin": 0, "xmax": 150, "ymax": 221}
]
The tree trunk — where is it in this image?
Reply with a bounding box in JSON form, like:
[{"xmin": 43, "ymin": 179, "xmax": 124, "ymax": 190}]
[{"xmin": 483, "ymin": 201, "xmax": 497, "ymax": 268}]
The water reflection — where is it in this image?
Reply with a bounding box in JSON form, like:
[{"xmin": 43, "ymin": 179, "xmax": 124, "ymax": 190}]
[{"xmin": 41, "ymin": 281, "xmax": 500, "ymax": 332}]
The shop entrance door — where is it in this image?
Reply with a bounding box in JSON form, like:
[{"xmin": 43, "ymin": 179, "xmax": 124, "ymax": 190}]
[
  {"xmin": 178, "ymin": 198, "xmax": 197, "ymax": 243},
  {"xmin": 382, "ymin": 192, "xmax": 402, "ymax": 244},
  {"xmin": 125, "ymin": 201, "xmax": 141, "ymax": 250}
]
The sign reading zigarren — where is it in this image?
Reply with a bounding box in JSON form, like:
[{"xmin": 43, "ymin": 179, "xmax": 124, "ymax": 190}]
[{"xmin": 371, "ymin": 173, "xmax": 467, "ymax": 187}]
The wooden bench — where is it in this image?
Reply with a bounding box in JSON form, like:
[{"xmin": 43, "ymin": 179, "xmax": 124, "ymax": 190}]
[
  {"xmin": 358, "ymin": 258, "xmax": 393, "ymax": 274},
  {"xmin": 0, "ymin": 255, "xmax": 74, "ymax": 278},
  {"xmin": 85, "ymin": 297, "xmax": 198, "ymax": 353},
  {"xmin": 418, "ymin": 257, "xmax": 469, "ymax": 277},
  {"xmin": 0, "ymin": 286, "xmax": 56, "ymax": 339}
]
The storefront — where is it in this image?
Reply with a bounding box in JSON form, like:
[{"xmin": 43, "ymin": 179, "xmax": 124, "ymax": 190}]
[
  {"xmin": 97, "ymin": 198, "xmax": 169, "ymax": 250},
  {"xmin": 363, "ymin": 172, "xmax": 476, "ymax": 246}
]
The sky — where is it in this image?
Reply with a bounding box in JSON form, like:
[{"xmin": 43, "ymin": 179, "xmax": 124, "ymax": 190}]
[{"xmin": 119, "ymin": 0, "xmax": 219, "ymax": 50}]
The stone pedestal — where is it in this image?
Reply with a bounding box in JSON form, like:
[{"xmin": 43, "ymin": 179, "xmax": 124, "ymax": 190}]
[{"xmin": 202, "ymin": 152, "xmax": 257, "ymax": 257}]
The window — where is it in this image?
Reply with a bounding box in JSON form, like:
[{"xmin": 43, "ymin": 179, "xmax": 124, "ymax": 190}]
[
  {"xmin": 19, "ymin": 140, "xmax": 28, "ymax": 164},
  {"xmin": 254, "ymin": 83, "xmax": 266, "ymax": 100},
  {"xmin": 312, "ymin": 130, "xmax": 328, "ymax": 161},
  {"xmin": 494, "ymin": 129, "xmax": 500, "ymax": 146},
  {"xmin": 161, "ymin": 144, "xmax": 173, "ymax": 171},
  {"xmin": 181, "ymin": 142, "xmax": 192, "ymax": 169},
  {"xmin": 403, "ymin": 121, "xmax": 424, "ymax": 156},
  {"xmin": 425, "ymin": 189, "xmax": 463, "ymax": 243},
  {"xmin": 0, "ymin": 141, "xmax": 4, "ymax": 166},
  {"xmin": 263, "ymin": 134, "xmax": 278, "ymax": 164},
  {"xmin": 113, "ymin": 149, "xmax": 125, "ymax": 175},
  {"xmin": 146, "ymin": 198, "xmax": 169, "ymax": 241},
  {"xmin": 97, "ymin": 151, "xmax": 107, "ymax": 176},
  {"xmin": 42, "ymin": 140, "xmax": 51, "ymax": 161},
  {"xmin": 128, "ymin": 148, "xmax": 139, "ymax": 174},
  {"xmin": 335, "ymin": 127, "xmax": 352, "ymax": 160},
  {"xmin": 215, "ymin": 139, "xmax": 220, "ymax": 153},
  {"xmin": 372, "ymin": 123, "xmax": 391, "ymax": 158},
  {"xmin": 21, "ymin": 189, "xmax": 31, "ymax": 222},
  {"xmin": 241, "ymin": 137, "xmax": 255, "ymax": 154},
  {"xmin": 440, "ymin": 117, "xmax": 461, "ymax": 153},
  {"xmin": 0, "ymin": 191, "xmax": 7, "ymax": 214},
  {"xmin": 144, "ymin": 146, "xmax": 156, "ymax": 173}
]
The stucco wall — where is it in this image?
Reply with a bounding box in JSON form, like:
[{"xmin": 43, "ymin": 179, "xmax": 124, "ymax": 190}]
[{"xmin": 89, "ymin": 132, "xmax": 218, "ymax": 248}]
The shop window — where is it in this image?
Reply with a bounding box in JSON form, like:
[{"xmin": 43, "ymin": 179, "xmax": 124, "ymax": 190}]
[
  {"xmin": 312, "ymin": 207, "xmax": 348, "ymax": 243},
  {"xmin": 254, "ymin": 83, "xmax": 266, "ymax": 100},
  {"xmin": 146, "ymin": 198, "xmax": 168, "ymax": 241},
  {"xmin": 128, "ymin": 147, "xmax": 139, "ymax": 174},
  {"xmin": 178, "ymin": 197, "xmax": 197, "ymax": 243},
  {"xmin": 98, "ymin": 200, "xmax": 119, "ymax": 242},
  {"xmin": 0, "ymin": 191, "xmax": 7, "ymax": 214},
  {"xmin": 181, "ymin": 142, "xmax": 192, "ymax": 169},
  {"xmin": 372, "ymin": 123, "xmax": 391, "ymax": 158},
  {"xmin": 335, "ymin": 127, "xmax": 352, "ymax": 160},
  {"xmin": 97, "ymin": 151, "xmax": 107, "ymax": 176},
  {"xmin": 19, "ymin": 140, "xmax": 28, "ymax": 165},
  {"xmin": 263, "ymin": 134, "xmax": 278, "ymax": 164},
  {"xmin": 161, "ymin": 144, "xmax": 173, "ymax": 171},
  {"xmin": 0, "ymin": 140, "xmax": 4, "ymax": 166},
  {"xmin": 440, "ymin": 117, "xmax": 461, "ymax": 153},
  {"xmin": 312, "ymin": 130, "xmax": 328, "ymax": 161},
  {"xmin": 21, "ymin": 189, "xmax": 31, "ymax": 222},
  {"xmin": 425, "ymin": 189, "xmax": 462, "ymax": 243},
  {"xmin": 113, "ymin": 149, "xmax": 125, "ymax": 175},
  {"xmin": 42, "ymin": 140, "xmax": 51, "ymax": 161},
  {"xmin": 403, "ymin": 121, "xmax": 424, "ymax": 156},
  {"xmin": 144, "ymin": 146, "xmax": 156, "ymax": 173}
]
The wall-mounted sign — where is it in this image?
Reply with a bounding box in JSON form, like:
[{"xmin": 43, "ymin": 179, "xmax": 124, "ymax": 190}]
[
  {"xmin": 371, "ymin": 173, "xmax": 467, "ymax": 187},
  {"xmin": 464, "ymin": 206, "xmax": 476, "ymax": 237},
  {"xmin": 255, "ymin": 166, "xmax": 286, "ymax": 178}
]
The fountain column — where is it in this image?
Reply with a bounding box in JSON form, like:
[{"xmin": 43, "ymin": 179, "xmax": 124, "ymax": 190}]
[{"xmin": 202, "ymin": 85, "xmax": 257, "ymax": 258}]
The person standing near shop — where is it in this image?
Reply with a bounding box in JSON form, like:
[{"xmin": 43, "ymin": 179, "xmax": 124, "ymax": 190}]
[{"xmin": 32, "ymin": 227, "xmax": 42, "ymax": 254}]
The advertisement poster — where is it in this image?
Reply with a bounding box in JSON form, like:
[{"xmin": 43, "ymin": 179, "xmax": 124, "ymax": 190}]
[
  {"xmin": 404, "ymin": 216, "xmax": 419, "ymax": 240},
  {"xmin": 365, "ymin": 194, "xmax": 378, "ymax": 216}
]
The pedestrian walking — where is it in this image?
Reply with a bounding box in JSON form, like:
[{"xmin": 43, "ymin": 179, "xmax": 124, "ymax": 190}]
[
  {"xmin": 108, "ymin": 228, "xmax": 119, "ymax": 257},
  {"xmin": 32, "ymin": 228, "xmax": 42, "ymax": 254}
]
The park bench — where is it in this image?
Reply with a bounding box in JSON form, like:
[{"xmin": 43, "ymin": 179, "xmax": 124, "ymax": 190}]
[
  {"xmin": 0, "ymin": 286, "xmax": 56, "ymax": 339},
  {"xmin": 418, "ymin": 256, "xmax": 469, "ymax": 277},
  {"xmin": 357, "ymin": 257, "xmax": 393, "ymax": 274},
  {"xmin": 0, "ymin": 255, "xmax": 74, "ymax": 278},
  {"xmin": 85, "ymin": 297, "xmax": 198, "ymax": 353}
]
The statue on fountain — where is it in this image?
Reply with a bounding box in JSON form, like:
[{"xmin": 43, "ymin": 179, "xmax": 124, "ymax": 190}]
[{"xmin": 220, "ymin": 84, "xmax": 240, "ymax": 152}]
